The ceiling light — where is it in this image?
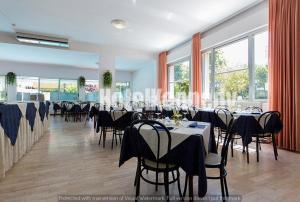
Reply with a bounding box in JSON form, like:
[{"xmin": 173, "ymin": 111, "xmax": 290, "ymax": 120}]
[
  {"xmin": 111, "ymin": 19, "xmax": 127, "ymax": 29},
  {"xmin": 16, "ymin": 32, "xmax": 69, "ymax": 48}
]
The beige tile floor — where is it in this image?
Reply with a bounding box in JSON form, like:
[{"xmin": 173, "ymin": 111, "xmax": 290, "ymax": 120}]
[{"xmin": 0, "ymin": 116, "xmax": 300, "ymax": 202}]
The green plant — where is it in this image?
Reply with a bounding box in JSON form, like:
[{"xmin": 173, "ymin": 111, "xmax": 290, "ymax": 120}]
[
  {"xmin": 103, "ymin": 71, "xmax": 112, "ymax": 88},
  {"xmin": 6, "ymin": 72, "xmax": 16, "ymax": 85},
  {"xmin": 78, "ymin": 76, "xmax": 86, "ymax": 88}
]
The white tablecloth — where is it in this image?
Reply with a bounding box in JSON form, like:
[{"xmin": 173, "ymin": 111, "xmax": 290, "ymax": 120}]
[
  {"xmin": 0, "ymin": 102, "xmax": 49, "ymax": 180},
  {"xmin": 137, "ymin": 120, "xmax": 211, "ymax": 159}
]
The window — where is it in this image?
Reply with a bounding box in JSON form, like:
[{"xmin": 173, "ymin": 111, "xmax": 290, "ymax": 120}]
[
  {"xmin": 40, "ymin": 78, "xmax": 59, "ymax": 101},
  {"xmin": 116, "ymin": 82, "xmax": 130, "ymax": 103},
  {"xmin": 17, "ymin": 76, "xmax": 39, "ymax": 101},
  {"xmin": 214, "ymin": 39, "xmax": 249, "ymax": 101},
  {"xmin": 202, "ymin": 51, "xmax": 212, "ymax": 100},
  {"xmin": 254, "ymin": 31, "xmax": 268, "ymax": 99},
  {"xmin": 59, "ymin": 79, "xmax": 78, "ymax": 101},
  {"xmin": 202, "ymin": 30, "xmax": 269, "ymax": 109},
  {"xmin": 85, "ymin": 80, "xmax": 99, "ymax": 102},
  {"xmin": 0, "ymin": 76, "xmax": 6, "ymax": 101},
  {"xmin": 168, "ymin": 60, "xmax": 190, "ymax": 100}
]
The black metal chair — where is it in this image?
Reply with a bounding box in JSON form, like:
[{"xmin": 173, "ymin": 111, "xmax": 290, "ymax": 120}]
[
  {"xmin": 245, "ymin": 106, "xmax": 263, "ymax": 113},
  {"xmin": 131, "ymin": 112, "xmax": 148, "ymax": 121},
  {"xmin": 205, "ymin": 119, "xmax": 234, "ymax": 202},
  {"xmin": 214, "ymin": 108, "xmax": 237, "ymax": 157},
  {"xmin": 253, "ymin": 111, "xmax": 282, "ymax": 162},
  {"xmin": 96, "ymin": 110, "xmax": 114, "ymax": 148},
  {"xmin": 131, "ymin": 120, "xmax": 182, "ymax": 202},
  {"xmin": 111, "ymin": 109, "xmax": 128, "ymax": 149}
]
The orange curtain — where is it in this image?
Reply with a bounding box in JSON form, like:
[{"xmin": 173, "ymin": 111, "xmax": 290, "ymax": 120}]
[
  {"xmin": 158, "ymin": 51, "xmax": 168, "ymax": 102},
  {"xmin": 192, "ymin": 33, "xmax": 202, "ymax": 106},
  {"xmin": 269, "ymin": 0, "xmax": 300, "ymax": 151}
]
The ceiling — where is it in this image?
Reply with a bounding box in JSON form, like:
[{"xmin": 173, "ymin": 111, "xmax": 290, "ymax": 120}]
[
  {"xmin": 0, "ymin": 0, "xmax": 262, "ymax": 52},
  {"xmin": 116, "ymin": 57, "xmax": 155, "ymax": 71},
  {"xmin": 0, "ymin": 43, "xmax": 99, "ymax": 68}
]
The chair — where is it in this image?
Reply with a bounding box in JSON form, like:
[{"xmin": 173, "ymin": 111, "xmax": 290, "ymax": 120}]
[
  {"xmin": 131, "ymin": 112, "xmax": 147, "ymax": 121},
  {"xmin": 253, "ymin": 111, "xmax": 282, "ymax": 162},
  {"xmin": 245, "ymin": 106, "xmax": 263, "ymax": 113},
  {"xmin": 205, "ymin": 119, "xmax": 234, "ymax": 202},
  {"xmin": 132, "ymin": 120, "xmax": 182, "ymax": 202},
  {"xmin": 214, "ymin": 108, "xmax": 237, "ymax": 157},
  {"xmin": 111, "ymin": 109, "xmax": 127, "ymax": 149},
  {"xmin": 96, "ymin": 110, "xmax": 114, "ymax": 148}
]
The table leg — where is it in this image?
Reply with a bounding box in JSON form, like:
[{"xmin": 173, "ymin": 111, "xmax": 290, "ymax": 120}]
[{"xmin": 189, "ymin": 175, "xmax": 194, "ymax": 202}]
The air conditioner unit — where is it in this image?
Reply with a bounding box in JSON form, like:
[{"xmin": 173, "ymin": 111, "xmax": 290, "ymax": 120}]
[{"xmin": 16, "ymin": 32, "xmax": 69, "ymax": 48}]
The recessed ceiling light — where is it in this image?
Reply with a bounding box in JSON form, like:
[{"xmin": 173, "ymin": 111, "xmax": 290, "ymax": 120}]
[{"xmin": 111, "ymin": 19, "xmax": 127, "ymax": 29}]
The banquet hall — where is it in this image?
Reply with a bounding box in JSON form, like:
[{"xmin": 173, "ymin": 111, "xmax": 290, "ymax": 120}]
[{"xmin": 0, "ymin": 0, "xmax": 299, "ymax": 201}]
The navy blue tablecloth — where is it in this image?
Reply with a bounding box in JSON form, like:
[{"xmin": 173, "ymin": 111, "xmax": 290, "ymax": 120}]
[
  {"xmin": 119, "ymin": 126, "xmax": 215, "ymax": 197},
  {"xmin": 0, "ymin": 104, "xmax": 22, "ymax": 145},
  {"xmin": 26, "ymin": 103, "xmax": 37, "ymax": 131},
  {"xmin": 232, "ymin": 114, "xmax": 282, "ymax": 146},
  {"xmin": 39, "ymin": 102, "xmax": 46, "ymax": 122},
  {"xmin": 45, "ymin": 101, "xmax": 51, "ymax": 118},
  {"xmin": 192, "ymin": 110, "xmax": 218, "ymax": 153}
]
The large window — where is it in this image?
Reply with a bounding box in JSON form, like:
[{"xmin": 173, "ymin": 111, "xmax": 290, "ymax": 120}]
[
  {"xmin": 59, "ymin": 79, "xmax": 78, "ymax": 101},
  {"xmin": 202, "ymin": 30, "xmax": 269, "ymax": 107},
  {"xmin": 214, "ymin": 39, "xmax": 249, "ymax": 101},
  {"xmin": 0, "ymin": 76, "xmax": 6, "ymax": 101},
  {"xmin": 85, "ymin": 80, "xmax": 99, "ymax": 102},
  {"xmin": 168, "ymin": 60, "xmax": 190, "ymax": 100},
  {"xmin": 116, "ymin": 82, "xmax": 130, "ymax": 103},
  {"xmin": 17, "ymin": 76, "xmax": 39, "ymax": 101},
  {"xmin": 254, "ymin": 31, "xmax": 268, "ymax": 99},
  {"xmin": 40, "ymin": 78, "xmax": 59, "ymax": 101}
]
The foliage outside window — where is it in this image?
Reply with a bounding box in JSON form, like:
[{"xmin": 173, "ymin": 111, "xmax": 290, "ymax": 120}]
[
  {"xmin": 202, "ymin": 31, "xmax": 269, "ymax": 107},
  {"xmin": 85, "ymin": 80, "xmax": 99, "ymax": 102},
  {"xmin": 116, "ymin": 82, "xmax": 130, "ymax": 103},
  {"xmin": 214, "ymin": 39, "xmax": 249, "ymax": 101},
  {"xmin": 17, "ymin": 76, "xmax": 39, "ymax": 101},
  {"xmin": 59, "ymin": 79, "xmax": 78, "ymax": 101},
  {"xmin": 168, "ymin": 60, "xmax": 190, "ymax": 100},
  {"xmin": 0, "ymin": 76, "xmax": 6, "ymax": 101},
  {"xmin": 40, "ymin": 78, "xmax": 59, "ymax": 101},
  {"xmin": 254, "ymin": 31, "xmax": 268, "ymax": 99}
]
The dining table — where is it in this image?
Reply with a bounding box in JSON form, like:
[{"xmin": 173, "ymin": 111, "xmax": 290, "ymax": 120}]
[
  {"xmin": 119, "ymin": 119, "xmax": 216, "ymax": 200},
  {"xmin": 0, "ymin": 101, "xmax": 50, "ymax": 180}
]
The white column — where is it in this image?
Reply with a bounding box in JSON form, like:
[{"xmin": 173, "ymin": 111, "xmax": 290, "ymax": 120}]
[
  {"xmin": 7, "ymin": 84, "xmax": 17, "ymax": 103},
  {"xmin": 78, "ymin": 87, "xmax": 85, "ymax": 101}
]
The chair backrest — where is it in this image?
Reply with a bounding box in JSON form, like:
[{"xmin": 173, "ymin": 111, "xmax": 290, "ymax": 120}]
[
  {"xmin": 215, "ymin": 105, "xmax": 229, "ymax": 110},
  {"xmin": 214, "ymin": 108, "xmax": 233, "ymax": 130},
  {"xmin": 131, "ymin": 120, "xmax": 172, "ymax": 169},
  {"xmin": 258, "ymin": 111, "xmax": 282, "ymax": 134},
  {"xmin": 245, "ymin": 106, "xmax": 263, "ymax": 113},
  {"xmin": 97, "ymin": 110, "xmax": 114, "ymax": 127},
  {"xmin": 131, "ymin": 112, "xmax": 148, "ymax": 121}
]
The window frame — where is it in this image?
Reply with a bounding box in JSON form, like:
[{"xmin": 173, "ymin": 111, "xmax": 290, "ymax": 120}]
[
  {"xmin": 201, "ymin": 28, "xmax": 268, "ymax": 103},
  {"xmin": 167, "ymin": 56, "xmax": 192, "ymax": 99}
]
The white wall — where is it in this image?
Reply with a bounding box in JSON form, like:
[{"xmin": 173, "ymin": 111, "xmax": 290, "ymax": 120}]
[
  {"xmin": 0, "ymin": 60, "xmax": 99, "ymax": 80},
  {"xmin": 201, "ymin": 0, "xmax": 268, "ymax": 50},
  {"xmin": 115, "ymin": 70, "xmax": 132, "ymax": 84},
  {"xmin": 132, "ymin": 60, "xmax": 157, "ymax": 92}
]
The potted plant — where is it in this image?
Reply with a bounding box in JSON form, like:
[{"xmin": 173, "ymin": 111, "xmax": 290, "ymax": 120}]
[
  {"xmin": 6, "ymin": 72, "xmax": 16, "ymax": 85},
  {"xmin": 78, "ymin": 76, "xmax": 86, "ymax": 101},
  {"xmin": 6, "ymin": 72, "xmax": 17, "ymax": 102},
  {"xmin": 103, "ymin": 71, "xmax": 112, "ymax": 88},
  {"xmin": 78, "ymin": 76, "xmax": 86, "ymax": 88}
]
